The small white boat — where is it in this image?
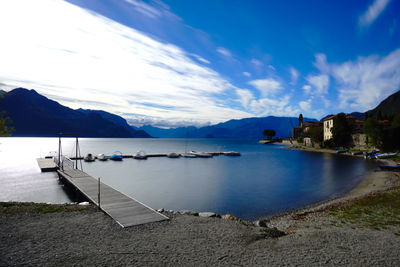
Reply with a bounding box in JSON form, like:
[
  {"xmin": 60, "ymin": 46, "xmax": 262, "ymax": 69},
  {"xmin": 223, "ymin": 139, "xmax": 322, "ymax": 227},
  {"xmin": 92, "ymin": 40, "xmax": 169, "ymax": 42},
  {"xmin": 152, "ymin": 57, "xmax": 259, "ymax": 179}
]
[
  {"xmin": 84, "ymin": 153, "xmax": 95, "ymax": 162},
  {"xmin": 97, "ymin": 153, "xmax": 108, "ymax": 161},
  {"xmin": 167, "ymin": 152, "xmax": 181, "ymax": 158},
  {"xmin": 374, "ymin": 152, "xmax": 397, "ymax": 159},
  {"xmin": 134, "ymin": 150, "xmax": 147, "ymax": 160},
  {"xmin": 223, "ymin": 151, "xmax": 241, "ymax": 156},
  {"xmin": 189, "ymin": 151, "xmax": 213, "ymax": 158},
  {"xmin": 182, "ymin": 153, "xmax": 197, "ymax": 158}
]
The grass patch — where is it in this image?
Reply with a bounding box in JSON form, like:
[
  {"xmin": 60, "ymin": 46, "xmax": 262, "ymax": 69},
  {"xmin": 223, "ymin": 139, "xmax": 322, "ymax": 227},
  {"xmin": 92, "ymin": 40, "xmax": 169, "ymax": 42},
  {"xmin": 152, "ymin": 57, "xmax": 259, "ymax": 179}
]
[
  {"xmin": 329, "ymin": 189, "xmax": 400, "ymax": 230},
  {"xmin": 0, "ymin": 202, "xmax": 91, "ymax": 214}
]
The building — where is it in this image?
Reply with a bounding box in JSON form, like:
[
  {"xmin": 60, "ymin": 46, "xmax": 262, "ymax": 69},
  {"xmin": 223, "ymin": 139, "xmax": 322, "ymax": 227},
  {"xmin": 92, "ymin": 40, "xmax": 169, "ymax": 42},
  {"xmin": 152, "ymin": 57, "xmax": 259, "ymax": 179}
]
[
  {"xmin": 323, "ymin": 114, "xmax": 356, "ymax": 141},
  {"xmin": 292, "ymin": 114, "xmax": 323, "ymax": 141}
]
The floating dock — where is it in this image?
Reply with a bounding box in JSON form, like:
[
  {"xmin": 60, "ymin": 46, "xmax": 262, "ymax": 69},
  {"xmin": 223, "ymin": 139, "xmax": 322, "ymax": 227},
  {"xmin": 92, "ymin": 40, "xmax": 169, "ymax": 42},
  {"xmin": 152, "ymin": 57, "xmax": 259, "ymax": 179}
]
[
  {"xmin": 57, "ymin": 165, "xmax": 168, "ymax": 227},
  {"xmin": 36, "ymin": 158, "xmax": 58, "ymax": 172}
]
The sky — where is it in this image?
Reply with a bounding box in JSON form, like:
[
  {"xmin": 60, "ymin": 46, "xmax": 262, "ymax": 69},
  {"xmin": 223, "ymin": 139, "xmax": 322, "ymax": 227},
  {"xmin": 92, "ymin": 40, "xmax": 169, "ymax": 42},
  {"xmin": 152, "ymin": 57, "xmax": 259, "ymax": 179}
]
[{"xmin": 0, "ymin": 0, "xmax": 399, "ymax": 128}]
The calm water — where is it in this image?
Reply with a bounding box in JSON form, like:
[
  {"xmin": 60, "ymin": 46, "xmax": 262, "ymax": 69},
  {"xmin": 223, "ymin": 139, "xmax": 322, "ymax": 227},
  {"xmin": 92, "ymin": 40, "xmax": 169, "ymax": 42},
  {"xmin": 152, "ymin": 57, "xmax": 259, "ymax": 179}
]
[{"xmin": 0, "ymin": 138, "xmax": 376, "ymax": 220}]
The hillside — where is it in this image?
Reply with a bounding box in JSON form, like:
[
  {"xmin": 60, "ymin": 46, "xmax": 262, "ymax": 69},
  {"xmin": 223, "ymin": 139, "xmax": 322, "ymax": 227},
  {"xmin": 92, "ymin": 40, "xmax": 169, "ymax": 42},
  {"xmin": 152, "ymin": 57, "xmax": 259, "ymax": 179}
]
[
  {"xmin": 0, "ymin": 88, "xmax": 151, "ymax": 138},
  {"xmin": 365, "ymin": 90, "xmax": 400, "ymax": 119}
]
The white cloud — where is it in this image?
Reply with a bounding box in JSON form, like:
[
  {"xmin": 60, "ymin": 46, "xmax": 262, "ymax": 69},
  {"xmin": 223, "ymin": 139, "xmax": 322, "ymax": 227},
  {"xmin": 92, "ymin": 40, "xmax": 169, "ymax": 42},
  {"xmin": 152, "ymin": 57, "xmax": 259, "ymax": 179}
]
[
  {"xmin": 242, "ymin": 72, "xmax": 251, "ymax": 77},
  {"xmin": 305, "ymin": 74, "xmax": 330, "ymax": 95},
  {"xmin": 313, "ymin": 54, "xmax": 330, "ymax": 73},
  {"xmin": 289, "ymin": 67, "xmax": 299, "ymax": 85},
  {"xmin": 0, "ymin": 0, "xmax": 254, "ymax": 125},
  {"xmin": 248, "ymin": 95, "xmax": 299, "ymax": 117},
  {"xmin": 331, "ymin": 48, "xmax": 400, "ymax": 111},
  {"xmin": 299, "ymin": 99, "xmax": 312, "ymax": 111},
  {"xmin": 250, "ymin": 58, "xmax": 263, "ymax": 68},
  {"xmin": 125, "ymin": 0, "xmax": 162, "ymax": 18},
  {"xmin": 216, "ymin": 47, "xmax": 232, "ymax": 57},
  {"xmin": 302, "ymin": 85, "xmax": 312, "ymax": 93},
  {"xmin": 359, "ymin": 0, "xmax": 391, "ymax": 27},
  {"xmin": 236, "ymin": 89, "xmax": 254, "ymax": 109},
  {"xmin": 268, "ymin": 65, "xmax": 276, "ymax": 71},
  {"xmin": 248, "ymin": 78, "xmax": 282, "ymax": 96},
  {"xmin": 191, "ymin": 53, "xmax": 210, "ymax": 64}
]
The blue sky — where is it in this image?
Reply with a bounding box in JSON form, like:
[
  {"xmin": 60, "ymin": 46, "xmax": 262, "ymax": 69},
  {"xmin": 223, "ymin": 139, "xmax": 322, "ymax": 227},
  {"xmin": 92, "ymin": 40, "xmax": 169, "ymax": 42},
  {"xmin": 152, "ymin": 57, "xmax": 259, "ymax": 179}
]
[{"xmin": 0, "ymin": 0, "xmax": 399, "ymax": 127}]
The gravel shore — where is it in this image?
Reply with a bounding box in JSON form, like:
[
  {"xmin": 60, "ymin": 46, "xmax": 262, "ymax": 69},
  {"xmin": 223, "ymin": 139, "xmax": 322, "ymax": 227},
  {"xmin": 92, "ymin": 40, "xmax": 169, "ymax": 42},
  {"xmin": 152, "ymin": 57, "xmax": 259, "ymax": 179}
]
[{"xmin": 1, "ymin": 169, "xmax": 400, "ymax": 266}]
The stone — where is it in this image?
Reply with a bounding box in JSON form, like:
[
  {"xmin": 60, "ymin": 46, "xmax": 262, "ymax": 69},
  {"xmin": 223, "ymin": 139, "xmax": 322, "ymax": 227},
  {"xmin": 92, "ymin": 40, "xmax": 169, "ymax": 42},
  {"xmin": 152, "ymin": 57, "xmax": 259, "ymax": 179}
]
[
  {"xmin": 254, "ymin": 220, "xmax": 268, "ymax": 227},
  {"xmin": 199, "ymin": 212, "xmax": 217, "ymax": 218},
  {"xmin": 78, "ymin": 201, "xmax": 90, "ymax": 206},
  {"xmin": 157, "ymin": 208, "xmax": 164, "ymax": 213},
  {"xmin": 221, "ymin": 214, "xmax": 237, "ymax": 220},
  {"xmin": 179, "ymin": 210, "xmax": 199, "ymax": 216}
]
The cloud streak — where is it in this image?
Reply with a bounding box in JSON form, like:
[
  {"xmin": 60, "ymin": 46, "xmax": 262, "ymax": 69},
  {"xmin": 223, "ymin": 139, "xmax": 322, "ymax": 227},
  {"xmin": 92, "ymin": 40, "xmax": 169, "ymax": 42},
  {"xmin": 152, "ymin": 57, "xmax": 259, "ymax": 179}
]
[
  {"xmin": 0, "ymin": 0, "xmax": 253, "ymax": 126},
  {"xmin": 359, "ymin": 0, "xmax": 391, "ymax": 27}
]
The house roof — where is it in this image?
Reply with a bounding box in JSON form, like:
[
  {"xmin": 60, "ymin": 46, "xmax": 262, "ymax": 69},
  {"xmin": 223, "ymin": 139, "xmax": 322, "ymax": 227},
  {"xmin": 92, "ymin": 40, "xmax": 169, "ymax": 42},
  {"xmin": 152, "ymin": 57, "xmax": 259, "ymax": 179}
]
[{"xmin": 322, "ymin": 114, "xmax": 358, "ymax": 121}]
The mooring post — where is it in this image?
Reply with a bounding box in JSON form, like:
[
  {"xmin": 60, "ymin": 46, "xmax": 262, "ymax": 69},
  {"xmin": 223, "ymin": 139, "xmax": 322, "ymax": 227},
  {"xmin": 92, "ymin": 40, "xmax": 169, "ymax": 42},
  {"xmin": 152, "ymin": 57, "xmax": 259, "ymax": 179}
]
[{"xmin": 98, "ymin": 177, "xmax": 101, "ymax": 210}]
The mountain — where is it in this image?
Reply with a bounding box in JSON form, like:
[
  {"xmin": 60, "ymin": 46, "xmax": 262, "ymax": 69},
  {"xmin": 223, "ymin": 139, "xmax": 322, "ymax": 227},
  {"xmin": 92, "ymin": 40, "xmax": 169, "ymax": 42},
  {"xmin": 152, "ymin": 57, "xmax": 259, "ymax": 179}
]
[
  {"xmin": 77, "ymin": 109, "xmax": 151, "ymax": 138},
  {"xmin": 0, "ymin": 88, "xmax": 151, "ymax": 137},
  {"xmin": 136, "ymin": 116, "xmax": 317, "ymax": 139},
  {"xmin": 365, "ymin": 90, "xmax": 400, "ymax": 120}
]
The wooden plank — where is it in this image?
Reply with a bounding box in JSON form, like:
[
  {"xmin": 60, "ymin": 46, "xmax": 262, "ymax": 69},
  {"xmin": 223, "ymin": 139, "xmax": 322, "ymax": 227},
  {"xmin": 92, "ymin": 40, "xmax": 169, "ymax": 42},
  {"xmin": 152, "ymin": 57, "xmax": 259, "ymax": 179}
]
[
  {"xmin": 36, "ymin": 158, "xmax": 58, "ymax": 172},
  {"xmin": 57, "ymin": 167, "xmax": 168, "ymax": 227}
]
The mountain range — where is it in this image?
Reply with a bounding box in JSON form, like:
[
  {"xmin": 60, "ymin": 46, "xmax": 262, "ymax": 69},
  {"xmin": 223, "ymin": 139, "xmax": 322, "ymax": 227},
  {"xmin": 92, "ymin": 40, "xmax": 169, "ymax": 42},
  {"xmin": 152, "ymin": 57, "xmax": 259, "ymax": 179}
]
[
  {"xmin": 1, "ymin": 88, "xmax": 399, "ymax": 138},
  {"xmin": 0, "ymin": 88, "xmax": 150, "ymax": 138}
]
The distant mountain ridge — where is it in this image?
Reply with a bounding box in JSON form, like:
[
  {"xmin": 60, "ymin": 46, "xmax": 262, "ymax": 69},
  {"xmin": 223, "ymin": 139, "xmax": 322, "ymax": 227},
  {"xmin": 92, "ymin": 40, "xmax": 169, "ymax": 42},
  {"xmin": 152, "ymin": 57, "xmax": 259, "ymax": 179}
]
[
  {"xmin": 135, "ymin": 116, "xmax": 317, "ymax": 139},
  {"xmin": 0, "ymin": 88, "xmax": 151, "ymax": 137}
]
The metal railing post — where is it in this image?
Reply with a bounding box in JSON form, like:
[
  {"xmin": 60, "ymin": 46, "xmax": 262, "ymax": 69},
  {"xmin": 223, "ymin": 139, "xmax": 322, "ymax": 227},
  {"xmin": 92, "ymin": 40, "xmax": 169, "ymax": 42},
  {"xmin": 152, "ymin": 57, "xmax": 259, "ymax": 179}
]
[{"xmin": 98, "ymin": 177, "xmax": 101, "ymax": 210}]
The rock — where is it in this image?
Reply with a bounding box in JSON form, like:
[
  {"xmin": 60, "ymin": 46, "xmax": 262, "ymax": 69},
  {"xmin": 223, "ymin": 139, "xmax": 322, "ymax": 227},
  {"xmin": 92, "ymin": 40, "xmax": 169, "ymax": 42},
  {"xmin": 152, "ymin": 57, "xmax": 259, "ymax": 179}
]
[
  {"xmin": 260, "ymin": 227, "xmax": 286, "ymax": 238},
  {"xmin": 179, "ymin": 210, "xmax": 199, "ymax": 216},
  {"xmin": 221, "ymin": 214, "xmax": 237, "ymax": 220},
  {"xmin": 254, "ymin": 220, "xmax": 268, "ymax": 227},
  {"xmin": 157, "ymin": 208, "xmax": 164, "ymax": 213},
  {"xmin": 199, "ymin": 212, "xmax": 217, "ymax": 218},
  {"xmin": 78, "ymin": 201, "xmax": 90, "ymax": 206}
]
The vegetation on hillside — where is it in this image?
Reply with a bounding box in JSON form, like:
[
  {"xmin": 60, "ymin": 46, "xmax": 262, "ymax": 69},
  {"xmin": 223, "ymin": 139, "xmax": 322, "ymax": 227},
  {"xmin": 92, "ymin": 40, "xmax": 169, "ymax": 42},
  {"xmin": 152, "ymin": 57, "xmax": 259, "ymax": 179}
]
[
  {"xmin": 0, "ymin": 93, "xmax": 14, "ymax": 136},
  {"xmin": 263, "ymin": 129, "xmax": 276, "ymax": 139},
  {"xmin": 363, "ymin": 114, "xmax": 400, "ymax": 151}
]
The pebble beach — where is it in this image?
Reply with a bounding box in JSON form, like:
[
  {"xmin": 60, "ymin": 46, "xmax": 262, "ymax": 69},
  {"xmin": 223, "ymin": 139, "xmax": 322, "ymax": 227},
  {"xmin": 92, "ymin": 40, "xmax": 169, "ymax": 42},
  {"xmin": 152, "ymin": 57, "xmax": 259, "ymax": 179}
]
[{"xmin": 1, "ymin": 165, "xmax": 400, "ymax": 266}]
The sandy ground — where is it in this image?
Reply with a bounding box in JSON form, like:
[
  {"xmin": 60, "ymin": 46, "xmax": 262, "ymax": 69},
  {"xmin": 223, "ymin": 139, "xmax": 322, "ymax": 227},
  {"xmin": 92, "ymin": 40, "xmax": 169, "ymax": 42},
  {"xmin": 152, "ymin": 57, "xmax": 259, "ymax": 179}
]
[{"xmin": 1, "ymin": 164, "xmax": 400, "ymax": 266}]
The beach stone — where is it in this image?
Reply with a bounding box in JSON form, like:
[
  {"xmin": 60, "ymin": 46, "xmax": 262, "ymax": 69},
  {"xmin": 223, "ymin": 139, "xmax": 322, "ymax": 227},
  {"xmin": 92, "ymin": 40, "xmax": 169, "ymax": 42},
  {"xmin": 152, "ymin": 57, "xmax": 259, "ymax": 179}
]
[
  {"xmin": 199, "ymin": 212, "xmax": 217, "ymax": 218},
  {"xmin": 260, "ymin": 227, "xmax": 286, "ymax": 238},
  {"xmin": 221, "ymin": 214, "xmax": 237, "ymax": 220},
  {"xmin": 179, "ymin": 210, "xmax": 198, "ymax": 216},
  {"xmin": 254, "ymin": 220, "xmax": 268, "ymax": 227}
]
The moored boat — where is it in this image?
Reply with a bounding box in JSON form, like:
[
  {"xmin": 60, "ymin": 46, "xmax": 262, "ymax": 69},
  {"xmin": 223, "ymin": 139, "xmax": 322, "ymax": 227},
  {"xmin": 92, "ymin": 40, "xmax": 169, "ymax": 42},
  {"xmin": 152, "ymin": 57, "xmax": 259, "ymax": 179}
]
[
  {"xmin": 374, "ymin": 152, "xmax": 398, "ymax": 159},
  {"xmin": 182, "ymin": 153, "xmax": 197, "ymax": 158},
  {"xmin": 189, "ymin": 151, "xmax": 213, "ymax": 158},
  {"xmin": 110, "ymin": 151, "xmax": 123, "ymax": 161},
  {"xmin": 223, "ymin": 151, "xmax": 241, "ymax": 156},
  {"xmin": 97, "ymin": 153, "xmax": 108, "ymax": 161},
  {"xmin": 336, "ymin": 149, "xmax": 349, "ymax": 154},
  {"xmin": 84, "ymin": 153, "xmax": 95, "ymax": 162},
  {"xmin": 167, "ymin": 152, "xmax": 181, "ymax": 158},
  {"xmin": 134, "ymin": 150, "xmax": 147, "ymax": 160}
]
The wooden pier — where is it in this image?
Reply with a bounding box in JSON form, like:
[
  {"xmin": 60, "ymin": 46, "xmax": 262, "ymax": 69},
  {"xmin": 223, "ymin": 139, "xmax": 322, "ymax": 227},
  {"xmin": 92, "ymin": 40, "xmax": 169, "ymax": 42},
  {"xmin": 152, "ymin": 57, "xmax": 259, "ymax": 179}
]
[{"xmin": 57, "ymin": 165, "xmax": 168, "ymax": 227}]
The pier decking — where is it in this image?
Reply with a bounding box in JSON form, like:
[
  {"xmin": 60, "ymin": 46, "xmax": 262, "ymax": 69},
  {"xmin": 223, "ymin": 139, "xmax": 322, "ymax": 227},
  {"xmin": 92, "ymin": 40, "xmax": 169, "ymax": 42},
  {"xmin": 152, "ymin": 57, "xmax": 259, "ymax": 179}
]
[
  {"xmin": 57, "ymin": 166, "xmax": 168, "ymax": 227},
  {"xmin": 36, "ymin": 158, "xmax": 58, "ymax": 172}
]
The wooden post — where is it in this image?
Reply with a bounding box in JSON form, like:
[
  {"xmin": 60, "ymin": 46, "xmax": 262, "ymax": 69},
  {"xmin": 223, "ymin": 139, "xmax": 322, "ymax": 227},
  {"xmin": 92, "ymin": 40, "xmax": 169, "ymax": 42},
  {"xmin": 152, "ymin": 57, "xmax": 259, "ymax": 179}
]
[
  {"xmin": 98, "ymin": 177, "xmax": 101, "ymax": 210},
  {"xmin": 75, "ymin": 137, "xmax": 78, "ymax": 169}
]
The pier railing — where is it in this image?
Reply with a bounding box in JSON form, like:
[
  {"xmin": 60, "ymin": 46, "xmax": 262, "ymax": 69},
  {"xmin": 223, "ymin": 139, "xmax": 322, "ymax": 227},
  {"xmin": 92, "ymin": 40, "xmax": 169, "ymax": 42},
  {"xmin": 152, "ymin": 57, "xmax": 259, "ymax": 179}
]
[{"xmin": 54, "ymin": 155, "xmax": 74, "ymax": 171}]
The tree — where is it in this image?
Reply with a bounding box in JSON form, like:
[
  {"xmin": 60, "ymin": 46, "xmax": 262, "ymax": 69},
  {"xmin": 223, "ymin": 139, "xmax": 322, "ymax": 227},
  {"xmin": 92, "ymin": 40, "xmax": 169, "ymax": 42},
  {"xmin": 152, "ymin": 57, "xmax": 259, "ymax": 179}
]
[
  {"xmin": 263, "ymin": 129, "xmax": 276, "ymax": 139},
  {"xmin": 0, "ymin": 114, "xmax": 13, "ymax": 136},
  {"xmin": 363, "ymin": 117, "xmax": 382, "ymax": 148},
  {"xmin": 331, "ymin": 113, "xmax": 353, "ymax": 148},
  {"xmin": 308, "ymin": 127, "xmax": 323, "ymax": 144},
  {"xmin": 0, "ymin": 93, "xmax": 14, "ymax": 136}
]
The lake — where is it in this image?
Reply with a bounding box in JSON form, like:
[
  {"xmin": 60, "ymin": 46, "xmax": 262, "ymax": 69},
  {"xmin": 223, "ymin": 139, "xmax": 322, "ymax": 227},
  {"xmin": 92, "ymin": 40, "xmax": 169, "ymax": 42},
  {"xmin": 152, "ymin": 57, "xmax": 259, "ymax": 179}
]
[{"xmin": 0, "ymin": 137, "xmax": 376, "ymax": 220}]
